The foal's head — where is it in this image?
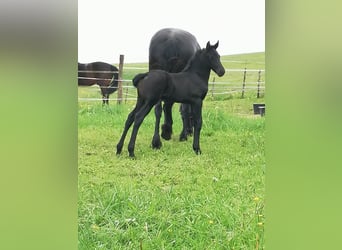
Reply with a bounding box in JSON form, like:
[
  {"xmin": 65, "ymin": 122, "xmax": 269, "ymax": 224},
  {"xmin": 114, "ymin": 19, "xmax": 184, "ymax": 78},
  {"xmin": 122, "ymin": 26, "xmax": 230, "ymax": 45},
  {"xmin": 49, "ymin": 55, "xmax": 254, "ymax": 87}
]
[{"xmin": 204, "ymin": 41, "xmax": 225, "ymax": 77}]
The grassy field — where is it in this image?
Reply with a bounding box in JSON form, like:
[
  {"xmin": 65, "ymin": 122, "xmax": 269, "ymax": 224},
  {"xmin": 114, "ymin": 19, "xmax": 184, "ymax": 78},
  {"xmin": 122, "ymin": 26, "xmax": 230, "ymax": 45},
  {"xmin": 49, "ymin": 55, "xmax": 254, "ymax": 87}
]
[{"xmin": 78, "ymin": 52, "xmax": 265, "ymax": 249}]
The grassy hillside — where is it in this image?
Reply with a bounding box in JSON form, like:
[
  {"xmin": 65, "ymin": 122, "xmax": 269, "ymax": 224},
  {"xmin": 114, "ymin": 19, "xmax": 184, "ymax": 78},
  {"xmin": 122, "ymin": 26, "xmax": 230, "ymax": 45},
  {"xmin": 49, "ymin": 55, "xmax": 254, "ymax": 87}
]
[{"xmin": 118, "ymin": 52, "xmax": 265, "ymax": 78}]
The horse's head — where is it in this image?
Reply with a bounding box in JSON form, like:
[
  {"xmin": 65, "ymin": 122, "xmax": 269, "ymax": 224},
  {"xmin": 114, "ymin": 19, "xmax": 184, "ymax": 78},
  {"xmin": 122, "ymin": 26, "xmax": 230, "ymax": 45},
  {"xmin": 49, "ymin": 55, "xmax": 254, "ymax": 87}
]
[{"xmin": 205, "ymin": 41, "xmax": 225, "ymax": 77}]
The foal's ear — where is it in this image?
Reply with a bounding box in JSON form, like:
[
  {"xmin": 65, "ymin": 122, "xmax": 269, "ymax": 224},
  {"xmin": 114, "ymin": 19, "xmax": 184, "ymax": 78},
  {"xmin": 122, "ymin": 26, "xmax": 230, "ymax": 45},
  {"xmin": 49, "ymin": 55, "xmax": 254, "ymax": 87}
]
[
  {"xmin": 206, "ymin": 41, "xmax": 219, "ymax": 49},
  {"xmin": 213, "ymin": 40, "xmax": 219, "ymax": 49}
]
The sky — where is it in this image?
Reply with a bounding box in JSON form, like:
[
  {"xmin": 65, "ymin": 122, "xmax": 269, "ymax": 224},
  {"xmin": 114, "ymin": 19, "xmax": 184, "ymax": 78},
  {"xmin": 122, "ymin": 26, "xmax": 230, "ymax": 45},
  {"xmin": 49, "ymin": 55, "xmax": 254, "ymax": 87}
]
[{"xmin": 78, "ymin": 0, "xmax": 264, "ymax": 63}]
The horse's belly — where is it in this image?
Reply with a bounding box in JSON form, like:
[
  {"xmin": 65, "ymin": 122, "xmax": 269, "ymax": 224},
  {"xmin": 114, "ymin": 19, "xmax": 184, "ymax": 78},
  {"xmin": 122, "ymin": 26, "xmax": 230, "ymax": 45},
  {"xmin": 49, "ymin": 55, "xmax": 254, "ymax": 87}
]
[{"xmin": 78, "ymin": 79, "xmax": 96, "ymax": 86}]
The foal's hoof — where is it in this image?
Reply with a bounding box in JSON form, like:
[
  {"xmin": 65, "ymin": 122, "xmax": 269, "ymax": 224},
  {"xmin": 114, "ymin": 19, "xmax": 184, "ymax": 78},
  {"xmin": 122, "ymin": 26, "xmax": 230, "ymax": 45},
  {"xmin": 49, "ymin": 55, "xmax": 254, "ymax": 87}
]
[
  {"xmin": 116, "ymin": 145, "xmax": 122, "ymax": 155},
  {"xmin": 161, "ymin": 124, "xmax": 172, "ymax": 140},
  {"xmin": 193, "ymin": 148, "xmax": 202, "ymax": 155}
]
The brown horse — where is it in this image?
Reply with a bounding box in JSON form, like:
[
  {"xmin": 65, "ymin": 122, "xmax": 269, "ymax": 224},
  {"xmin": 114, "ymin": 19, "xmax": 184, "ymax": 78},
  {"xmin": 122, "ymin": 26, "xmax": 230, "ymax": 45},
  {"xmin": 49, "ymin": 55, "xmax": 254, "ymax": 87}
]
[{"xmin": 78, "ymin": 62, "xmax": 119, "ymax": 105}]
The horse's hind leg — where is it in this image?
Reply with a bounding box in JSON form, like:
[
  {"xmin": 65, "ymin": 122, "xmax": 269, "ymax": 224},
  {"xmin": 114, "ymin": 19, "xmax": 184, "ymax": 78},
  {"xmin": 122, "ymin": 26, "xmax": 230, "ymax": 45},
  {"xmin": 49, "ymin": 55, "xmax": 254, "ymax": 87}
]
[
  {"xmin": 127, "ymin": 102, "xmax": 155, "ymax": 158},
  {"xmin": 152, "ymin": 102, "xmax": 162, "ymax": 149},
  {"xmin": 161, "ymin": 101, "xmax": 173, "ymax": 140},
  {"xmin": 116, "ymin": 99, "xmax": 142, "ymax": 155},
  {"xmin": 179, "ymin": 104, "xmax": 193, "ymax": 141}
]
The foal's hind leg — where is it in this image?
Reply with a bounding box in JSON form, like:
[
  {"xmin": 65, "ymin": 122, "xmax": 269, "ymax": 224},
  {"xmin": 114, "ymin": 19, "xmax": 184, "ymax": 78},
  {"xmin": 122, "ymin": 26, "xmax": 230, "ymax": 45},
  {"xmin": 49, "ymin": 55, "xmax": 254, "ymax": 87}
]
[
  {"xmin": 127, "ymin": 101, "xmax": 155, "ymax": 158},
  {"xmin": 116, "ymin": 99, "xmax": 142, "ymax": 155},
  {"xmin": 151, "ymin": 102, "xmax": 162, "ymax": 149}
]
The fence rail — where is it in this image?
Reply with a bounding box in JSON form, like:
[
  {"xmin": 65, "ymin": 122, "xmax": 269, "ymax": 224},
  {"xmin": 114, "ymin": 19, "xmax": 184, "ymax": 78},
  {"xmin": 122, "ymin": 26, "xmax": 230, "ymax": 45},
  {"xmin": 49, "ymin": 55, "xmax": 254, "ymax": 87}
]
[{"xmin": 78, "ymin": 55, "xmax": 265, "ymax": 103}]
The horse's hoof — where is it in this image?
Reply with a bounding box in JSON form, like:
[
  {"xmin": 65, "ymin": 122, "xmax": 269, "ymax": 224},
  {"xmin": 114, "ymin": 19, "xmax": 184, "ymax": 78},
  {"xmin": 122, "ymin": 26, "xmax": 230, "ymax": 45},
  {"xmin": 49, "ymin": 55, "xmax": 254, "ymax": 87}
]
[
  {"xmin": 151, "ymin": 135, "xmax": 162, "ymax": 149},
  {"xmin": 161, "ymin": 133, "xmax": 171, "ymax": 140},
  {"xmin": 116, "ymin": 146, "xmax": 122, "ymax": 155},
  {"xmin": 179, "ymin": 133, "xmax": 187, "ymax": 141},
  {"xmin": 161, "ymin": 124, "xmax": 172, "ymax": 140},
  {"xmin": 185, "ymin": 128, "xmax": 193, "ymax": 137}
]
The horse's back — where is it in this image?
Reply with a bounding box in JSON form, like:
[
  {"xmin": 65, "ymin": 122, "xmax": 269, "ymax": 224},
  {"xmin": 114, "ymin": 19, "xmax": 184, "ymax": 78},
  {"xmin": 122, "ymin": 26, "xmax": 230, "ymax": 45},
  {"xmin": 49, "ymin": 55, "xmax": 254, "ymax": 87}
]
[
  {"xmin": 149, "ymin": 28, "xmax": 200, "ymax": 72},
  {"xmin": 78, "ymin": 61, "xmax": 118, "ymax": 88},
  {"xmin": 83, "ymin": 62, "xmax": 118, "ymax": 75}
]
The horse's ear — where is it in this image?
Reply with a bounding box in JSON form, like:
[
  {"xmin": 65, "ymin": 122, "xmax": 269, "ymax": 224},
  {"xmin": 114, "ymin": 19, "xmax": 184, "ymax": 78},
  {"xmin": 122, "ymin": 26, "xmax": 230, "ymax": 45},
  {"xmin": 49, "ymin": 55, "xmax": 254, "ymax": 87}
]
[
  {"xmin": 206, "ymin": 41, "xmax": 211, "ymax": 49},
  {"xmin": 214, "ymin": 41, "xmax": 219, "ymax": 49}
]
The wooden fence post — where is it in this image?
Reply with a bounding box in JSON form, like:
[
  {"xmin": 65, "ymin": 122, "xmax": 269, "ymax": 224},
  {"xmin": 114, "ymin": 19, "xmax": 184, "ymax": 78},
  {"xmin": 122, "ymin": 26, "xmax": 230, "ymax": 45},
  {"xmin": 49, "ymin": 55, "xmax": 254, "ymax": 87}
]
[
  {"xmin": 257, "ymin": 69, "xmax": 261, "ymax": 98},
  {"xmin": 241, "ymin": 68, "xmax": 247, "ymax": 98},
  {"xmin": 117, "ymin": 54, "xmax": 124, "ymax": 104}
]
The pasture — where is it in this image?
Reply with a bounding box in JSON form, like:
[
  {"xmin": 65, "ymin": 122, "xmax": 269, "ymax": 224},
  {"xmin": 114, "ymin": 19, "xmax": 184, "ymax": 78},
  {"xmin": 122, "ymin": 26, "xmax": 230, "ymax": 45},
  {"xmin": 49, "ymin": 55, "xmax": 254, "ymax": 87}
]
[{"xmin": 78, "ymin": 52, "xmax": 265, "ymax": 249}]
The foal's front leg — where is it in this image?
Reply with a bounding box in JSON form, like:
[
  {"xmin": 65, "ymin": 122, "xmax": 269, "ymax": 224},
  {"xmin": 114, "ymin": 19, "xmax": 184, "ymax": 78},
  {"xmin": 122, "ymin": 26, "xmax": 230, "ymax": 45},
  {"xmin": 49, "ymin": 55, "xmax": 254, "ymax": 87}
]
[{"xmin": 191, "ymin": 101, "xmax": 203, "ymax": 155}]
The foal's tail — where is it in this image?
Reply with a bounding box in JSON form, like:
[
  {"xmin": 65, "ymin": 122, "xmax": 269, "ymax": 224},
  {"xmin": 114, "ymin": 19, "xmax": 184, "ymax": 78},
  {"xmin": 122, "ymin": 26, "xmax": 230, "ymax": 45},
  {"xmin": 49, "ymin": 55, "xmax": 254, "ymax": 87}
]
[{"xmin": 132, "ymin": 73, "xmax": 148, "ymax": 88}]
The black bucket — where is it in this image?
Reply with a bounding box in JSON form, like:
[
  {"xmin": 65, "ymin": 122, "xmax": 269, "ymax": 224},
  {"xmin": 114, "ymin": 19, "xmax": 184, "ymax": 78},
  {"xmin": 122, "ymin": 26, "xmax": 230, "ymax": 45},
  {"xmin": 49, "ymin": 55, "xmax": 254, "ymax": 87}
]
[{"xmin": 253, "ymin": 103, "xmax": 265, "ymax": 116}]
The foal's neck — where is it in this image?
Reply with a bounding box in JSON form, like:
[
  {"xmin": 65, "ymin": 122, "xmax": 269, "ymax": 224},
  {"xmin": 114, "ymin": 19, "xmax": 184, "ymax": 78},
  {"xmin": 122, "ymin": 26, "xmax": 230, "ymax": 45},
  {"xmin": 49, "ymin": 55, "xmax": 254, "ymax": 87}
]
[{"xmin": 185, "ymin": 59, "xmax": 211, "ymax": 82}]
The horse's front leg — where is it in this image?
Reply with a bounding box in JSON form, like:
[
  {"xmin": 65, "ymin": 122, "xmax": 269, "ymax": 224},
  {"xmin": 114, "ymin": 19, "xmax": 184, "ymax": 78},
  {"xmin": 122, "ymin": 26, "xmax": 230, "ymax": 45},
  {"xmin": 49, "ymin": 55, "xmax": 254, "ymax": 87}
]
[
  {"xmin": 161, "ymin": 101, "xmax": 174, "ymax": 140},
  {"xmin": 100, "ymin": 87, "xmax": 107, "ymax": 105},
  {"xmin": 191, "ymin": 101, "xmax": 203, "ymax": 155},
  {"xmin": 179, "ymin": 103, "xmax": 193, "ymax": 141},
  {"xmin": 151, "ymin": 101, "xmax": 162, "ymax": 149},
  {"xmin": 105, "ymin": 94, "xmax": 109, "ymax": 105}
]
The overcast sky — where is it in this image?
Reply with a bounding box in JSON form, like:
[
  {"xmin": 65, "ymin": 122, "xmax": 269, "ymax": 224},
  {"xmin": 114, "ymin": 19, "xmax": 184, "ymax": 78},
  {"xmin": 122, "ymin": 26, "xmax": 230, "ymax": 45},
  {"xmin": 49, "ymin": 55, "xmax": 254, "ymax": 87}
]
[{"xmin": 78, "ymin": 0, "xmax": 264, "ymax": 63}]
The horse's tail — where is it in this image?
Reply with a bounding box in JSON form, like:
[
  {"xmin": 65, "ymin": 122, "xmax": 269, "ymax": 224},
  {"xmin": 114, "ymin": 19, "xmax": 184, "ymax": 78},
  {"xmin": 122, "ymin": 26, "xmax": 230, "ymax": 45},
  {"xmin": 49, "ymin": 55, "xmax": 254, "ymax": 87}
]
[
  {"xmin": 108, "ymin": 65, "xmax": 119, "ymax": 94},
  {"xmin": 132, "ymin": 73, "xmax": 148, "ymax": 88}
]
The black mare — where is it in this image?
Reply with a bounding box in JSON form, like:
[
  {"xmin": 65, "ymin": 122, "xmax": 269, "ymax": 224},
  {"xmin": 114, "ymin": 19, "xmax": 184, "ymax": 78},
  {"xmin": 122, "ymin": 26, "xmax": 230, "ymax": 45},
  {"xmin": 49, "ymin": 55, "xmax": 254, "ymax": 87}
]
[
  {"xmin": 78, "ymin": 62, "xmax": 119, "ymax": 105},
  {"xmin": 149, "ymin": 28, "xmax": 201, "ymax": 142},
  {"xmin": 117, "ymin": 41, "xmax": 225, "ymax": 158}
]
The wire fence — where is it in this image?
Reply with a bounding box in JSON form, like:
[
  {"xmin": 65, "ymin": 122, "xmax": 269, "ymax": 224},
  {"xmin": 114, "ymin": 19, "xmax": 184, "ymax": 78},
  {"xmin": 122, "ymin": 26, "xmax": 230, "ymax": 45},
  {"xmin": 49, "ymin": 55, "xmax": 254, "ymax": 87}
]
[{"xmin": 78, "ymin": 56, "xmax": 265, "ymax": 103}]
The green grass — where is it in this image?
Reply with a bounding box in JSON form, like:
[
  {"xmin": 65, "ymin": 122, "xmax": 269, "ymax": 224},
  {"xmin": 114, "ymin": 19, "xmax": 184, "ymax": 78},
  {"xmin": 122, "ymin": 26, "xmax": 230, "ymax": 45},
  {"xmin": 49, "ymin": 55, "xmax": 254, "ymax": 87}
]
[
  {"xmin": 78, "ymin": 52, "xmax": 265, "ymax": 249},
  {"xmin": 78, "ymin": 98, "xmax": 265, "ymax": 249}
]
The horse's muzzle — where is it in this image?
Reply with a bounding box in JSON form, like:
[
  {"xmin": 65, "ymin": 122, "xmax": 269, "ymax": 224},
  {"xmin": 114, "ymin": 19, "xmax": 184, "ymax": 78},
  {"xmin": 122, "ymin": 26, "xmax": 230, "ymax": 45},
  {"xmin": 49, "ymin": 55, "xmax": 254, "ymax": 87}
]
[{"xmin": 216, "ymin": 68, "xmax": 225, "ymax": 77}]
